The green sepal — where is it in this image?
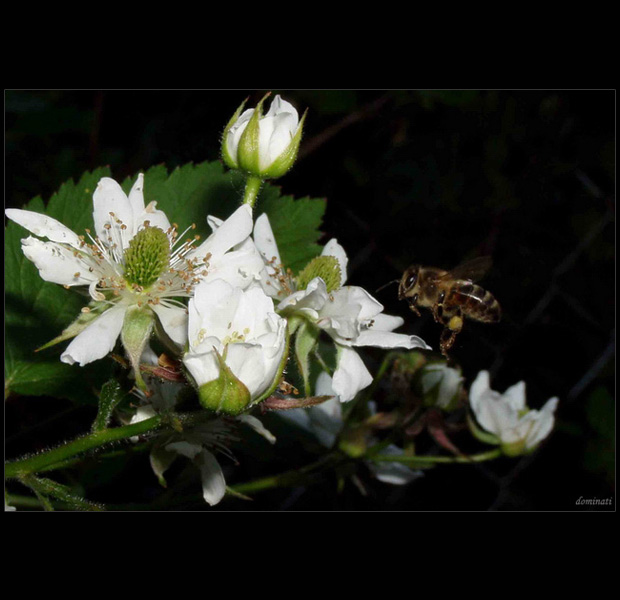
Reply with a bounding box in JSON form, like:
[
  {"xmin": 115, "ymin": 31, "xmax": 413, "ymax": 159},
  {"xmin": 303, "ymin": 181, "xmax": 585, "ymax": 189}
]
[
  {"xmin": 149, "ymin": 445, "xmax": 178, "ymax": 488},
  {"xmin": 294, "ymin": 320, "xmax": 320, "ymax": 396},
  {"xmin": 237, "ymin": 92, "xmax": 270, "ymax": 175},
  {"xmin": 466, "ymin": 412, "xmax": 501, "ymax": 446},
  {"xmin": 92, "ymin": 379, "xmax": 127, "ymax": 433},
  {"xmin": 221, "ymin": 97, "xmax": 248, "ymax": 169},
  {"xmin": 20, "ymin": 474, "xmax": 105, "ymax": 511},
  {"xmin": 120, "ymin": 306, "xmax": 155, "ymax": 392},
  {"xmin": 338, "ymin": 425, "xmax": 368, "ymax": 458},
  {"xmin": 261, "ymin": 108, "xmax": 307, "ymax": 179},
  {"xmin": 36, "ymin": 301, "xmax": 108, "ymax": 352},
  {"xmin": 500, "ymin": 439, "xmax": 529, "ymax": 457},
  {"xmin": 198, "ymin": 347, "xmax": 252, "ymax": 415}
]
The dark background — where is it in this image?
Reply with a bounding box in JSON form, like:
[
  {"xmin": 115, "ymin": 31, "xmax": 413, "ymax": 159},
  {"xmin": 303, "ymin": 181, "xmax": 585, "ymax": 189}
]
[{"xmin": 5, "ymin": 89, "xmax": 615, "ymax": 511}]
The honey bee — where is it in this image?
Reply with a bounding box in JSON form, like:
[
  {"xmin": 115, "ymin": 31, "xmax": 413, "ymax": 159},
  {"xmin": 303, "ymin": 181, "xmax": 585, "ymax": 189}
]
[{"xmin": 398, "ymin": 256, "xmax": 501, "ymax": 356}]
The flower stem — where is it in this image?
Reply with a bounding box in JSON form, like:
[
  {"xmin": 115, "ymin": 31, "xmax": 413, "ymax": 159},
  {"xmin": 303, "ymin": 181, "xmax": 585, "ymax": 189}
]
[
  {"xmin": 5, "ymin": 412, "xmax": 212, "ymax": 479},
  {"xmin": 242, "ymin": 175, "xmax": 263, "ymax": 208},
  {"xmin": 370, "ymin": 448, "xmax": 502, "ymax": 466},
  {"xmin": 229, "ymin": 453, "xmax": 341, "ymax": 495},
  {"xmin": 5, "ymin": 415, "xmax": 164, "ymax": 479}
]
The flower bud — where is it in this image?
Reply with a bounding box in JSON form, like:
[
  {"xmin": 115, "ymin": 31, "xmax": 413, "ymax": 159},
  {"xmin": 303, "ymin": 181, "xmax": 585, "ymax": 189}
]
[
  {"xmin": 222, "ymin": 93, "xmax": 306, "ymax": 180},
  {"xmin": 416, "ymin": 361, "xmax": 464, "ymax": 412},
  {"xmin": 197, "ymin": 348, "xmax": 252, "ymax": 415}
]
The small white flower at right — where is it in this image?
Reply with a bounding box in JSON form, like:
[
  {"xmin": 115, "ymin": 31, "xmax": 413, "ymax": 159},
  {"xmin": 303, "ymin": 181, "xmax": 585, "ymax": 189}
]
[{"xmin": 469, "ymin": 370, "xmax": 559, "ymax": 455}]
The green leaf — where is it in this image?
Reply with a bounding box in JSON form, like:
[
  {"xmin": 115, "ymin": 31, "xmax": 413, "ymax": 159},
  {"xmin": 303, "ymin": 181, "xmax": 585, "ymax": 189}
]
[
  {"xmin": 6, "ymin": 161, "xmax": 325, "ymax": 401},
  {"xmin": 122, "ymin": 161, "xmax": 326, "ymax": 274},
  {"xmin": 5, "ymin": 168, "xmax": 112, "ymax": 402}
]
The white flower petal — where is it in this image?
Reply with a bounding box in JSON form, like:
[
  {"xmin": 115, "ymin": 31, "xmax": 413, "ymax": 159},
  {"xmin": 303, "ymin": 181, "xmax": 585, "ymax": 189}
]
[
  {"xmin": 5, "ymin": 209, "xmax": 82, "ymax": 247},
  {"xmin": 149, "ymin": 445, "xmax": 177, "ymax": 485},
  {"xmin": 187, "ymin": 204, "xmax": 253, "ymax": 264},
  {"xmin": 321, "ymin": 239, "xmax": 349, "ymax": 286},
  {"xmin": 166, "ymin": 441, "xmax": 202, "ymax": 459},
  {"xmin": 92, "ymin": 177, "xmax": 135, "ymax": 244},
  {"xmin": 237, "ymin": 414, "xmax": 276, "ymax": 444},
  {"xmin": 469, "ymin": 370, "xmax": 491, "ymax": 413},
  {"xmin": 278, "ymin": 277, "xmax": 329, "ymax": 314},
  {"xmin": 226, "ymin": 108, "xmax": 253, "ymax": 161},
  {"xmin": 151, "ymin": 304, "xmax": 188, "ymax": 347},
  {"xmin": 20, "ymin": 237, "xmax": 99, "ymax": 286},
  {"xmin": 525, "ymin": 397, "xmax": 559, "ymax": 448},
  {"xmin": 197, "ymin": 450, "xmax": 226, "ymax": 506},
  {"xmin": 135, "ymin": 201, "xmax": 172, "ymax": 234},
  {"xmin": 503, "ymin": 380, "xmax": 526, "ymax": 412},
  {"xmin": 368, "ymin": 445, "xmax": 422, "ymax": 485},
  {"xmin": 265, "ymin": 112, "xmax": 297, "ymax": 168},
  {"xmin": 183, "ymin": 350, "xmax": 221, "ymax": 389},
  {"xmin": 348, "ymin": 329, "xmax": 431, "ymax": 350},
  {"xmin": 201, "ymin": 244, "xmax": 264, "ymax": 290},
  {"xmin": 254, "ymin": 213, "xmax": 282, "ymax": 265},
  {"xmin": 60, "ymin": 304, "xmax": 127, "ymax": 366},
  {"xmin": 332, "ymin": 346, "xmax": 373, "ymax": 403},
  {"xmin": 127, "ymin": 173, "xmax": 146, "ymax": 221},
  {"xmin": 370, "ymin": 313, "xmax": 405, "ymax": 332}
]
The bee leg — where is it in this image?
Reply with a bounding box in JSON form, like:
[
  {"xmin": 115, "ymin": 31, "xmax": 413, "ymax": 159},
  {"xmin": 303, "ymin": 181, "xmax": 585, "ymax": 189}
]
[
  {"xmin": 431, "ymin": 290, "xmax": 446, "ymax": 324},
  {"xmin": 439, "ymin": 328, "xmax": 457, "ymax": 357},
  {"xmin": 408, "ymin": 295, "xmax": 421, "ymax": 317},
  {"xmin": 439, "ymin": 310, "xmax": 464, "ymax": 358}
]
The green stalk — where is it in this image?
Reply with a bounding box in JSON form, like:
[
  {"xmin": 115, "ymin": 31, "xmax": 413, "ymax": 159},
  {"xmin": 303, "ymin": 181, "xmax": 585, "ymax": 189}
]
[
  {"xmin": 4, "ymin": 415, "xmax": 165, "ymax": 479},
  {"xmin": 370, "ymin": 448, "xmax": 502, "ymax": 466},
  {"xmin": 230, "ymin": 453, "xmax": 341, "ymax": 495},
  {"xmin": 242, "ymin": 175, "xmax": 263, "ymax": 208}
]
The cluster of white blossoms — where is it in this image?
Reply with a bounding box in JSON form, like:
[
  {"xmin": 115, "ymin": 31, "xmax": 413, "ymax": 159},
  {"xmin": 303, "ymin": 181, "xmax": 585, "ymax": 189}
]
[{"xmin": 6, "ymin": 94, "xmax": 560, "ymax": 507}]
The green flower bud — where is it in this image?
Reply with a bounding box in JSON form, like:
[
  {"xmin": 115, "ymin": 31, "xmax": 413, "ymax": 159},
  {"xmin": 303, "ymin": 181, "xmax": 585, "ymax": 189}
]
[
  {"xmin": 197, "ymin": 348, "xmax": 252, "ymax": 415},
  {"xmin": 222, "ymin": 93, "xmax": 306, "ymax": 180}
]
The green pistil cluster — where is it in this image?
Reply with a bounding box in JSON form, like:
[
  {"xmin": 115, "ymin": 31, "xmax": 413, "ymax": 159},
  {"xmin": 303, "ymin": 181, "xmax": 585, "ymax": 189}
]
[
  {"xmin": 123, "ymin": 226, "xmax": 170, "ymax": 288},
  {"xmin": 296, "ymin": 256, "xmax": 341, "ymax": 293}
]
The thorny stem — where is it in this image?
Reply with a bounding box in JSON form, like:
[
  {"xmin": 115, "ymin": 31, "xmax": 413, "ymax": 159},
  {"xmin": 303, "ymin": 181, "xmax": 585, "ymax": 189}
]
[{"xmin": 242, "ymin": 175, "xmax": 263, "ymax": 208}]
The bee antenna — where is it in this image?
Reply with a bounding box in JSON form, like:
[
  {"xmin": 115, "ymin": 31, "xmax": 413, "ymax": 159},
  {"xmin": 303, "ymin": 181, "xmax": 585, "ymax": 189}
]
[{"xmin": 375, "ymin": 279, "xmax": 399, "ymax": 293}]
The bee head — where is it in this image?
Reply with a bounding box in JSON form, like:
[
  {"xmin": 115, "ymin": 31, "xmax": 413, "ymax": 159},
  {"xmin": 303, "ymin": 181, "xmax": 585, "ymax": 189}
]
[{"xmin": 398, "ymin": 265, "xmax": 420, "ymax": 300}]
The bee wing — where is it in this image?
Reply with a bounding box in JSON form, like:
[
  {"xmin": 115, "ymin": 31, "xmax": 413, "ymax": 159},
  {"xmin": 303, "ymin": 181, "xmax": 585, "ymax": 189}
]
[{"xmin": 440, "ymin": 256, "xmax": 493, "ymax": 282}]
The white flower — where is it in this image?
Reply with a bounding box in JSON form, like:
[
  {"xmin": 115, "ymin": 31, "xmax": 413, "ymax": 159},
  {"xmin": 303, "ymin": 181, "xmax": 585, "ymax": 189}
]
[
  {"xmin": 223, "ymin": 94, "xmax": 305, "ymax": 178},
  {"xmin": 469, "ymin": 370, "xmax": 559, "ymax": 455},
  {"xmin": 280, "ymin": 372, "xmax": 421, "ymax": 486},
  {"xmin": 183, "ymin": 279, "xmax": 288, "ymax": 413},
  {"xmin": 253, "ymin": 214, "xmax": 430, "ymax": 402},
  {"xmin": 6, "ymin": 176, "xmax": 261, "ymax": 366},
  {"xmin": 419, "ymin": 362, "xmax": 464, "ymax": 410},
  {"xmin": 129, "ymin": 380, "xmax": 275, "ymax": 506}
]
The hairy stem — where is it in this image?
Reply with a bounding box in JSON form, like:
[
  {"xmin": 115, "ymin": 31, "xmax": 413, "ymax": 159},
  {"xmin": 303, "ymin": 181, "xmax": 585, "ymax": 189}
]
[
  {"xmin": 5, "ymin": 412, "xmax": 211, "ymax": 479},
  {"xmin": 242, "ymin": 176, "xmax": 263, "ymax": 208}
]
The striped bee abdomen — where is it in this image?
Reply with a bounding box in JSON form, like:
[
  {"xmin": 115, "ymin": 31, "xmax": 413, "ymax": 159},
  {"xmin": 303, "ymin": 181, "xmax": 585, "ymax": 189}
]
[{"xmin": 445, "ymin": 282, "xmax": 501, "ymax": 323}]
